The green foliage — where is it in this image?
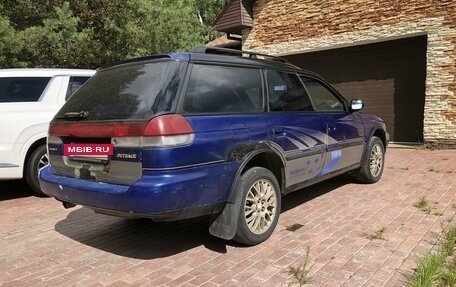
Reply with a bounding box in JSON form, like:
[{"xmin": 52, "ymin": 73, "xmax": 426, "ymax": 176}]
[
  {"xmin": 0, "ymin": 15, "xmax": 22, "ymax": 67},
  {"xmin": 441, "ymin": 225, "xmax": 456, "ymax": 255},
  {"xmin": 413, "ymin": 197, "xmax": 444, "ymax": 216},
  {"xmin": 284, "ymin": 246, "xmax": 314, "ymax": 287},
  {"xmin": 361, "ymin": 227, "xmax": 387, "ymax": 241},
  {"xmin": 0, "ymin": 0, "xmax": 229, "ymax": 68},
  {"xmin": 410, "ymin": 251, "xmax": 446, "ymax": 287},
  {"xmin": 18, "ymin": 2, "xmax": 94, "ymax": 68},
  {"xmin": 409, "ymin": 225, "xmax": 456, "ymax": 287}
]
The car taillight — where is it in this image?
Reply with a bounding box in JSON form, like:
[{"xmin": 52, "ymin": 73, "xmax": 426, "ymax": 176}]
[
  {"xmin": 49, "ymin": 114, "xmax": 194, "ymax": 148},
  {"xmin": 142, "ymin": 114, "xmax": 194, "ymax": 147}
]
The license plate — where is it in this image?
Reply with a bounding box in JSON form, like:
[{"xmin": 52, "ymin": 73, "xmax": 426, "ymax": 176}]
[{"xmin": 64, "ymin": 143, "xmax": 113, "ymax": 156}]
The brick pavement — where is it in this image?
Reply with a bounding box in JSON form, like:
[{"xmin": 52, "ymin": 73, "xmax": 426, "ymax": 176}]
[{"xmin": 0, "ymin": 148, "xmax": 455, "ymax": 287}]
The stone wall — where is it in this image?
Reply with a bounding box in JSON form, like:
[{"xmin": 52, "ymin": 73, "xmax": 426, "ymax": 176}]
[{"xmin": 242, "ymin": 0, "xmax": 456, "ymax": 146}]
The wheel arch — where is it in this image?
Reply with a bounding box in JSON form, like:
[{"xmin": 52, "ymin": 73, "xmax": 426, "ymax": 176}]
[
  {"xmin": 23, "ymin": 138, "xmax": 47, "ymax": 174},
  {"xmin": 372, "ymin": 129, "xmax": 387, "ymax": 148},
  {"xmin": 209, "ymin": 148, "xmax": 285, "ymax": 241},
  {"xmin": 228, "ymin": 149, "xmax": 285, "ymax": 203},
  {"xmin": 361, "ymin": 127, "xmax": 387, "ymax": 163}
]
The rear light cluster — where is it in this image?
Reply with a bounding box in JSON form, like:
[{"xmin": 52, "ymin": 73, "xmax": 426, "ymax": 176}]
[
  {"xmin": 142, "ymin": 114, "xmax": 194, "ymax": 147},
  {"xmin": 49, "ymin": 114, "xmax": 194, "ymax": 148}
]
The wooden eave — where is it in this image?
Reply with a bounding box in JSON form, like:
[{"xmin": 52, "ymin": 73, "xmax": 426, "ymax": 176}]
[{"xmin": 213, "ymin": 0, "xmax": 253, "ymax": 35}]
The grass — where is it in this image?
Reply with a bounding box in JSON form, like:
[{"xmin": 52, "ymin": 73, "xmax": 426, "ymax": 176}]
[
  {"xmin": 441, "ymin": 225, "xmax": 456, "ymax": 255},
  {"xmin": 440, "ymin": 256, "xmax": 456, "ymax": 287},
  {"xmin": 362, "ymin": 227, "xmax": 387, "ymax": 241},
  {"xmin": 414, "ymin": 197, "xmax": 430, "ymax": 211},
  {"xmin": 410, "ymin": 252, "xmax": 446, "ymax": 287},
  {"xmin": 284, "ymin": 246, "xmax": 314, "ymax": 287},
  {"xmin": 409, "ymin": 224, "xmax": 456, "ymax": 287},
  {"xmin": 413, "ymin": 197, "xmax": 444, "ymax": 216}
]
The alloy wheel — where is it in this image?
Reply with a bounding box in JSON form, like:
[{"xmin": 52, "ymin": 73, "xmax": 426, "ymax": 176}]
[
  {"xmin": 369, "ymin": 143, "xmax": 383, "ymax": 177},
  {"xmin": 38, "ymin": 153, "xmax": 49, "ymax": 170},
  {"xmin": 244, "ymin": 179, "xmax": 277, "ymax": 235}
]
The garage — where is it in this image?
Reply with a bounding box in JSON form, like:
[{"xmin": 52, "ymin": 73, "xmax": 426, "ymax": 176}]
[{"xmin": 283, "ymin": 36, "xmax": 427, "ymax": 143}]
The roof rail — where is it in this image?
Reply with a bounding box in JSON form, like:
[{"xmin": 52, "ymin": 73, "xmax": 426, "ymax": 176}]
[{"xmin": 190, "ymin": 46, "xmax": 290, "ymax": 64}]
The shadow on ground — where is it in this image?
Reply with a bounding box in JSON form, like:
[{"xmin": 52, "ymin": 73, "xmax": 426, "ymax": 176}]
[
  {"xmin": 55, "ymin": 175, "xmax": 351, "ymax": 259},
  {"xmin": 0, "ymin": 180, "xmax": 36, "ymax": 201}
]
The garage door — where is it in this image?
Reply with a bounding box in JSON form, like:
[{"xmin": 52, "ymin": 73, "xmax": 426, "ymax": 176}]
[{"xmin": 284, "ymin": 36, "xmax": 427, "ymax": 142}]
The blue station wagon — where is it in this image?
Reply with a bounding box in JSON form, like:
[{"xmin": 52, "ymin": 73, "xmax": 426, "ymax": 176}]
[{"xmin": 39, "ymin": 47, "xmax": 388, "ymax": 245}]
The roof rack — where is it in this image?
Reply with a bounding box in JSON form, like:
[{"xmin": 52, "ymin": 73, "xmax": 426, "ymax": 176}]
[{"xmin": 190, "ymin": 46, "xmax": 291, "ymax": 64}]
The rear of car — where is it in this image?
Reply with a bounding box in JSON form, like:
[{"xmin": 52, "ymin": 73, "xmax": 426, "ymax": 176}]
[{"xmin": 40, "ymin": 56, "xmax": 236, "ymax": 219}]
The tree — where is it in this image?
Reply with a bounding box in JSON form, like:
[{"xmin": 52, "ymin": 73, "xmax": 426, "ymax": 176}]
[
  {"xmin": 18, "ymin": 2, "xmax": 95, "ymax": 68},
  {"xmin": 0, "ymin": 0, "xmax": 229, "ymax": 68},
  {"xmin": 0, "ymin": 16, "xmax": 22, "ymax": 67},
  {"xmin": 194, "ymin": 0, "xmax": 229, "ymax": 42}
]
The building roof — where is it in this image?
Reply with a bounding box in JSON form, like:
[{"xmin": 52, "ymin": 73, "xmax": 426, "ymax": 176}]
[{"xmin": 212, "ymin": 0, "xmax": 253, "ymax": 35}]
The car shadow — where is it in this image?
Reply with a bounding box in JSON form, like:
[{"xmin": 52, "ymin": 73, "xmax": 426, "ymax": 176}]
[
  {"xmin": 281, "ymin": 174, "xmax": 352, "ymax": 212},
  {"xmin": 54, "ymin": 175, "xmax": 351, "ymax": 259},
  {"xmin": 0, "ymin": 179, "xmax": 36, "ymax": 201}
]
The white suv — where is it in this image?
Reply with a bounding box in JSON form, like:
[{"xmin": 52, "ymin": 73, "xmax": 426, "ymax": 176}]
[{"xmin": 0, "ymin": 68, "xmax": 95, "ymax": 194}]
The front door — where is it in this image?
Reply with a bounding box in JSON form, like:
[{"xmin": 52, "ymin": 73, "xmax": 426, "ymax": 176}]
[{"xmin": 300, "ymin": 77, "xmax": 365, "ymax": 175}]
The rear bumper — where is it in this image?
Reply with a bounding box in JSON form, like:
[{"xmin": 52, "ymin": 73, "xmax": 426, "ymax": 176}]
[{"xmin": 39, "ymin": 162, "xmax": 236, "ymax": 220}]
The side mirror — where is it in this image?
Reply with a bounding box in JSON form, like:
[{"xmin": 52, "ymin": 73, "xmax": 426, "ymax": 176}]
[{"xmin": 350, "ymin": 99, "xmax": 364, "ymax": 111}]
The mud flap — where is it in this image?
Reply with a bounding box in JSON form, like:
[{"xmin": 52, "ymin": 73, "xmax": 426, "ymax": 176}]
[{"xmin": 209, "ymin": 179, "xmax": 243, "ymax": 240}]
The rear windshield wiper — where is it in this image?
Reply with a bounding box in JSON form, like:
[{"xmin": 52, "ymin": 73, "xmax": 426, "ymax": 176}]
[{"xmin": 55, "ymin": 111, "xmax": 89, "ymax": 120}]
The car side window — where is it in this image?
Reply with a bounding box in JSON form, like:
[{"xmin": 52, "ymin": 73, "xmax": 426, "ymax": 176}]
[
  {"xmin": 266, "ymin": 71, "xmax": 313, "ymax": 112},
  {"xmin": 301, "ymin": 77, "xmax": 345, "ymax": 112},
  {"xmin": 183, "ymin": 65, "xmax": 262, "ymax": 114},
  {"xmin": 66, "ymin": 76, "xmax": 90, "ymax": 100},
  {"xmin": 0, "ymin": 77, "xmax": 50, "ymax": 102}
]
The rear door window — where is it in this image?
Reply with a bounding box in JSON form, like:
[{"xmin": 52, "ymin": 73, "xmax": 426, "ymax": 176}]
[
  {"xmin": 266, "ymin": 71, "xmax": 313, "ymax": 112},
  {"xmin": 65, "ymin": 76, "xmax": 91, "ymax": 100},
  {"xmin": 183, "ymin": 65, "xmax": 263, "ymax": 114},
  {"xmin": 0, "ymin": 77, "xmax": 50, "ymax": 102},
  {"xmin": 56, "ymin": 61, "xmax": 185, "ymax": 121}
]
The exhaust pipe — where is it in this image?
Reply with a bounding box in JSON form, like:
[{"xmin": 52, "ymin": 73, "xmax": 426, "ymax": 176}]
[{"xmin": 62, "ymin": 201, "xmax": 76, "ymax": 209}]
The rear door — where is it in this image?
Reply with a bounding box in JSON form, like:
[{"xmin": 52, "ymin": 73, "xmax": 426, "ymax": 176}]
[
  {"xmin": 181, "ymin": 63, "xmax": 267, "ymax": 168},
  {"xmin": 265, "ymin": 70, "xmax": 327, "ymax": 189},
  {"xmin": 301, "ymin": 76, "xmax": 365, "ymax": 174}
]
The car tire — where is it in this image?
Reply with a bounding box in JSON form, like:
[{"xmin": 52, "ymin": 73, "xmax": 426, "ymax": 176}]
[
  {"xmin": 25, "ymin": 144, "xmax": 49, "ymax": 195},
  {"xmin": 234, "ymin": 167, "xmax": 281, "ymax": 245},
  {"xmin": 355, "ymin": 136, "xmax": 385, "ymax": 184}
]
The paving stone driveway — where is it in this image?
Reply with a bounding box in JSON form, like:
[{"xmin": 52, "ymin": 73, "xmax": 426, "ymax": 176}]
[{"xmin": 0, "ymin": 149, "xmax": 455, "ymax": 287}]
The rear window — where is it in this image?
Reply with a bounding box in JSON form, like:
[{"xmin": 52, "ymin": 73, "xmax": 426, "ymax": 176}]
[
  {"xmin": 56, "ymin": 61, "xmax": 185, "ymax": 121},
  {"xmin": 0, "ymin": 77, "xmax": 50, "ymax": 102}
]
